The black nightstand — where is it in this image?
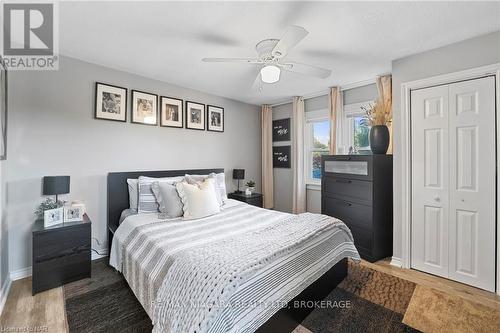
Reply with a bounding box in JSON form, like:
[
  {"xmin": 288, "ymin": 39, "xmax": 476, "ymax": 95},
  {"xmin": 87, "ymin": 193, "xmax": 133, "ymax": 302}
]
[
  {"xmin": 32, "ymin": 214, "xmax": 91, "ymax": 295},
  {"xmin": 228, "ymin": 192, "xmax": 263, "ymax": 208}
]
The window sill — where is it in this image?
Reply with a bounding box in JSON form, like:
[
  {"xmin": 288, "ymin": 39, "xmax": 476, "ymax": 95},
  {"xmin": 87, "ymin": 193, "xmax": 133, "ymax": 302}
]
[{"xmin": 306, "ymin": 183, "xmax": 321, "ymax": 191}]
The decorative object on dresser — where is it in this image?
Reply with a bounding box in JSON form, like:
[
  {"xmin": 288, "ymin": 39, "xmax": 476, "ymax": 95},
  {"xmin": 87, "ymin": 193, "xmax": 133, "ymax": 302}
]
[
  {"xmin": 321, "ymin": 154, "xmax": 393, "ymax": 262},
  {"xmin": 207, "ymin": 105, "xmax": 224, "ymax": 132},
  {"xmin": 43, "ymin": 207, "xmax": 63, "ymax": 228},
  {"xmin": 43, "ymin": 175, "xmax": 70, "ymax": 203},
  {"xmin": 185, "ymin": 101, "xmax": 205, "ymax": 130},
  {"xmin": 272, "ymin": 118, "xmax": 290, "ymax": 141},
  {"xmin": 32, "ymin": 214, "xmax": 91, "ymax": 295},
  {"xmin": 228, "ymin": 192, "xmax": 263, "ymax": 208},
  {"xmin": 160, "ymin": 96, "xmax": 183, "ymax": 128},
  {"xmin": 245, "ymin": 180, "xmax": 256, "ymax": 195},
  {"xmin": 232, "ymin": 168, "xmax": 245, "ymax": 193},
  {"xmin": 64, "ymin": 203, "xmax": 85, "ymax": 222},
  {"xmin": 131, "ymin": 90, "xmax": 158, "ymax": 125},
  {"xmin": 361, "ymin": 99, "xmax": 392, "ymax": 154},
  {"xmin": 273, "ymin": 145, "xmax": 291, "ymax": 168},
  {"xmin": 94, "ymin": 82, "xmax": 127, "ymax": 122},
  {"xmin": 0, "ymin": 56, "xmax": 7, "ymax": 160}
]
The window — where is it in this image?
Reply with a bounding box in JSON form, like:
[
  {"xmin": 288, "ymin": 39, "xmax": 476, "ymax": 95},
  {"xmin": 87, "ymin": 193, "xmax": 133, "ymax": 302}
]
[
  {"xmin": 305, "ymin": 110, "xmax": 330, "ymax": 184},
  {"xmin": 342, "ymin": 101, "xmax": 374, "ymax": 154}
]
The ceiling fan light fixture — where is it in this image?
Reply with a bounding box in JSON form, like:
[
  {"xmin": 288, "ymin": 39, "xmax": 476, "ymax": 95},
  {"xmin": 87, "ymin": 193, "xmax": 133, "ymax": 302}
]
[{"xmin": 260, "ymin": 65, "xmax": 280, "ymax": 83}]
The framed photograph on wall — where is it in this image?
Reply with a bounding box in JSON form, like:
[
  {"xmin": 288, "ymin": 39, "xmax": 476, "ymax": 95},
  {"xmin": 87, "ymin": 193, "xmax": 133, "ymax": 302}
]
[
  {"xmin": 207, "ymin": 105, "xmax": 224, "ymax": 132},
  {"xmin": 272, "ymin": 118, "xmax": 290, "ymax": 142},
  {"xmin": 160, "ymin": 96, "xmax": 183, "ymax": 128},
  {"xmin": 131, "ymin": 90, "xmax": 158, "ymax": 125},
  {"xmin": 273, "ymin": 145, "xmax": 291, "ymax": 168},
  {"xmin": 0, "ymin": 56, "xmax": 7, "ymax": 160},
  {"xmin": 94, "ymin": 82, "xmax": 127, "ymax": 122},
  {"xmin": 185, "ymin": 101, "xmax": 205, "ymax": 130}
]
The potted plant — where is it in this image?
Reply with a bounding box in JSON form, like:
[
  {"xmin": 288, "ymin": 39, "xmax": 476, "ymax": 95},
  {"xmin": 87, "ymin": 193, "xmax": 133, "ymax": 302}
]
[
  {"xmin": 245, "ymin": 180, "xmax": 256, "ymax": 195},
  {"xmin": 34, "ymin": 198, "xmax": 64, "ymax": 219},
  {"xmin": 361, "ymin": 99, "xmax": 392, "ymax": 154}
]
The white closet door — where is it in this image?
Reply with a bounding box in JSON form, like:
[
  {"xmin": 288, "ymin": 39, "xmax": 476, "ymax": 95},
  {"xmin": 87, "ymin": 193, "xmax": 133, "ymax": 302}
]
[
  {"xmin": 411, "ymin": 85, "xmax": 450, "ymax": 278},
  {"xmin": 448, "ymin": 77, "xmax": 496, "ymax": 291}
]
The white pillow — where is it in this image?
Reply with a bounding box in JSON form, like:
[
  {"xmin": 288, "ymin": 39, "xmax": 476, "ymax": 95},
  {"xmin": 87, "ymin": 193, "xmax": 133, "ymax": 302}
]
[
  {"xmin": 127, "ymin": 179, "xmax": 138, "ymax": 210},
  {"xmin": 138, "ymin": 176, "xmax": 184, "ymax": 213},
  {"xmin": 184, "ymin": 172, "xmax": 227, "ymax": 205},
  {"xmin": 176, "ymin": 178, "xmax": 221, "ymax": 220}
]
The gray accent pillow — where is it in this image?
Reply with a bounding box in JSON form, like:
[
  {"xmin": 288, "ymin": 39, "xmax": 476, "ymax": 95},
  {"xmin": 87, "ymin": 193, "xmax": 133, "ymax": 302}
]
[
  {"xmin": 151, "ymin": 181, "xmax": 184, "ymax": 218},
  {"xmin": 138, "ymin": 176, "xmax": 184, "ymax": 213}
]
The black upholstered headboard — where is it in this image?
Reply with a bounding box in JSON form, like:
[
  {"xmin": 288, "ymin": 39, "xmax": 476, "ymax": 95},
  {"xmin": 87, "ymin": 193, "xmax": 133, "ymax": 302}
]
[{"xmin": 107, "ymin": 168, "xmax": 224, "ymax": 246}]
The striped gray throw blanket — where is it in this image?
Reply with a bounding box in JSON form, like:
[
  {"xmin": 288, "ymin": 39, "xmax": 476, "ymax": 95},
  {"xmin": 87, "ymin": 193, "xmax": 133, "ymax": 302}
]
[{"xmin": 115, "ymin": 201, "xmax": 359, "ymax": 333}]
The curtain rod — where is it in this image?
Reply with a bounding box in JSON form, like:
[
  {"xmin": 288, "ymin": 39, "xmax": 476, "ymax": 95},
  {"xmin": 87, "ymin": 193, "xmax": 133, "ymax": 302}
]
[{"xmin": 268, "ymin": 76, "xmax": 386, "ymax": 107}]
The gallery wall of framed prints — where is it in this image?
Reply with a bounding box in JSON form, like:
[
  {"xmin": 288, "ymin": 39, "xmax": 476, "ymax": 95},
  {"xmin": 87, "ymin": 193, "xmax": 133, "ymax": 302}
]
[{"xmin": 93, "ymin": 81, "xmax": 225, "ymax": 133}]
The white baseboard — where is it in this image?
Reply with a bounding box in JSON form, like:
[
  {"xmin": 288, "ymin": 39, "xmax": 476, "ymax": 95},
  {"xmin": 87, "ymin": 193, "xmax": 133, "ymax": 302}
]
[
  {"xmin": 10, "ymin": 267, "xmax": 32, "ymax": 281},
  {"xmin": 0, "ymin": 275, "xmax": 12, "ymax": 316},
  {"xmin": 390, "ymin": 256, "xmax": 403, "ymax": 268}
]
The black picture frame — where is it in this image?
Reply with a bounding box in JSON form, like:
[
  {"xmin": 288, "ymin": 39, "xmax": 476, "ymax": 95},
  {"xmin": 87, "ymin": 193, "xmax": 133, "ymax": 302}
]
[
  {"xmin": 273, "ymin": 118, "xmax": 290, "ymax": 142},
  {"xmin": 207, "ymin": 105, "xmax": 224, "ymax": 132},
  {"xmin": 160, "ymin": 96, "xmax": 183, "ymax": 128},
  {"xmin": 185, "ymin": 101, "xmax": 206, "ymax": 130},
  {"xmin": 273, "ymin": 146, "xmax": 291, "ymax": 168},
  {"xmin": 131, "ymin": 90, "xmax": 158, "ymax": 126},
  {"xmin": 0, "ymin": 57, "xmax": 7, "ymax": 160},
  {"xmin": 94, "ymin": 82, "xmax": 128, "ymax": 122}
]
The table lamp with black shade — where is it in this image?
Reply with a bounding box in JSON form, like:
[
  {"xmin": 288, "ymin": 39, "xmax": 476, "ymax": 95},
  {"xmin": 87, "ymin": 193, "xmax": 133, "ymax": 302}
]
[
  {"xmin": 43, "ymin": 176, "xmax": 70, "ymax": 203},
  {"xmin": 232, "ymin": 169, "xmax": 245, "ymax": 194}
]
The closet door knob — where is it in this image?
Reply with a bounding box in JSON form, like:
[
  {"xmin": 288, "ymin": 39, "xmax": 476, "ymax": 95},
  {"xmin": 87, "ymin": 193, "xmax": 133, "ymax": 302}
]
[{"xmin": 434, "ymin": 196, "xmax": 440, "ymax": 202}]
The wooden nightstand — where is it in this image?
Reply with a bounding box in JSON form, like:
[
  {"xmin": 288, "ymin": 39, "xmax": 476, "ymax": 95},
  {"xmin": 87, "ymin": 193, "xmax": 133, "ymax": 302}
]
[
  {"xmin": 228, "ymin": 192, "xmax": 263, "ymax": 208},
  {"xmin": 32, "ymin": 214, "xmax": 91, "ymax": 295}
]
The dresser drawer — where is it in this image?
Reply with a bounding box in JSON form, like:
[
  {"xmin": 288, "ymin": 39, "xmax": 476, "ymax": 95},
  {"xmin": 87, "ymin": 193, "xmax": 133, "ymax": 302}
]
[
  {"xmin": 322, "ymin": 176, "xmax": 372, "ymax": 205},
  {"xmin": 348, "ymin": 224, "xmax": 372, "ymax": 253},
  {"xmin": 323, "ymin": 196, "xmax": 372, "ymax": 229},
  {"xmin": 33, "ymin": 224, "xmax": 90, "ymax": 262}
]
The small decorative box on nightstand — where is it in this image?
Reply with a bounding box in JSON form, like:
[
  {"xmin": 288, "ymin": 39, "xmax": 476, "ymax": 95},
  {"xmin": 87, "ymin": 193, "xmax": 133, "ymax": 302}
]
[
  {"xmin": 32, "ymin": 214, "xmax": 91, "ymax": 295},
  {"xmin": 228, "ymin": 192, "xmax": 263, "ymax": 208}
]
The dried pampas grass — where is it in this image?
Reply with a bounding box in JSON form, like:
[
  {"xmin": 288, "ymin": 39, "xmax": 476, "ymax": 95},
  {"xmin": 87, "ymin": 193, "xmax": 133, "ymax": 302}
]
[{"xmin": 361, "ymin": 99, "xmax": 392, "ymax": 126}]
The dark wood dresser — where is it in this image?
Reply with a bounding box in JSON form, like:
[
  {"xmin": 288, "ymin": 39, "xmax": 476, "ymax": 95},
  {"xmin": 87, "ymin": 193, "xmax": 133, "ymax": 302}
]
[
  {"xmin": 321, "ymin": 155, "xmax": 393, "ymax": 262},
  {"xmin": 32, "ymin": 214, "xmax": 91, "ymax": 295},
  {"xmin": 228, "ymin": 192, "xmax": 263, "ymax": 207}
]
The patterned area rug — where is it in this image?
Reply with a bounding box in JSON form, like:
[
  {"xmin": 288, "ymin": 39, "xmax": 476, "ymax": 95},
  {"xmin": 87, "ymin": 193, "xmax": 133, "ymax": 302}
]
[
  {"xmin": 298, "ymin": 260, "xmax": 419, "ymax": 332},
  {"xmin": 63, "ymin": 259, "xmax": 419, "ymax": 333}
]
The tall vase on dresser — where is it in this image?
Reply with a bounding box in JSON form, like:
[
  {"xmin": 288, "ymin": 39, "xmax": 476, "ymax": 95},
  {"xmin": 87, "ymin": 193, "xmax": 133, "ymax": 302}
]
[
  {"xmin": 362, "ymin": 99, "xmax": 392, "ymax": 154},
  {"xmin": 321, "ymin": 155, "xmax": 393, "ymax": 262}
]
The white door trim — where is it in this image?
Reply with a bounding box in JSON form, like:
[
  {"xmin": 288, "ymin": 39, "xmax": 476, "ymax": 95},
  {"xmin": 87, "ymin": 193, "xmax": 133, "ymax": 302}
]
[{"xmin": 400, "ymin": 63, "xmax": 500, "ymax": 295}]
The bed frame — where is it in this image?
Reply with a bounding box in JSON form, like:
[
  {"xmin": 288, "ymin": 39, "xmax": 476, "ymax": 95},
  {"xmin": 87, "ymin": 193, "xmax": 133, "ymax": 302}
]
[{"xmin": 107, "ymin": 168, "xmax": 348, "ymax": 333}]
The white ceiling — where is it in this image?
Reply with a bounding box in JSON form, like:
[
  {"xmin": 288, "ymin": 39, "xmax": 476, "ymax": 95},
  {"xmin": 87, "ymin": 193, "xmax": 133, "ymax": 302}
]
[{"xmin": 59, "ymin": 1, "xmax": 500, "ymax": 105}]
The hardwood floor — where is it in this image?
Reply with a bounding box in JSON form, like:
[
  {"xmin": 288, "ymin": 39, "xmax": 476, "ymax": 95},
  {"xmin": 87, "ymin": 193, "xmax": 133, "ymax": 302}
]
[{"xmin": 1, "ymin": 259, "xmax": 499, "ymax": 333}]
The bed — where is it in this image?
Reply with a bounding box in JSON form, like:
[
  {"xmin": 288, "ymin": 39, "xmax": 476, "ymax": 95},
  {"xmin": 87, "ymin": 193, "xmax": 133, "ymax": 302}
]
[{"xmin": 107, "ymin": 169, "xmax": 360, "ymax": 333}]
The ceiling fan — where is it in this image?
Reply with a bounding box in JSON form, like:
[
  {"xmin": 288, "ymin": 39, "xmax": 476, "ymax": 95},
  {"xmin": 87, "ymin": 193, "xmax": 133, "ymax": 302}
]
[{"xmin": 202, "ymin": 26, "xmax": 332, "ymax": 85}]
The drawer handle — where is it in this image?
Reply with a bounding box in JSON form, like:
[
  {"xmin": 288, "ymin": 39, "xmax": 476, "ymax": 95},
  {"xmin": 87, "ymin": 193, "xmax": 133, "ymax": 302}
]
[
  {"xmin": 334, "ymin": 179, "xmax": 352, "ymax": 184},
  {"xmin": 345, "ymin": 202, "xmax": 352, "ymax": 207}
]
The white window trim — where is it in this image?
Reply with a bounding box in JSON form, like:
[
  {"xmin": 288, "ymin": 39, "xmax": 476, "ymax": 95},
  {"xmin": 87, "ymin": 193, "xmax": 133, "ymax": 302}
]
[
  {"xmin": 305, "ymin": 109, "xmax": 329, "ymax": 185},
  {"xmin": 341, "ymin": 100, "xmax": 374, "ymax": 153}
]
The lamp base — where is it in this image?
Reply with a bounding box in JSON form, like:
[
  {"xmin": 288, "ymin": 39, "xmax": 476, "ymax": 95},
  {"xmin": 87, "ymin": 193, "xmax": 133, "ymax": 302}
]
[{"xmin": 234, "ymin": 190, "xmax": 243, "ymax": 194}]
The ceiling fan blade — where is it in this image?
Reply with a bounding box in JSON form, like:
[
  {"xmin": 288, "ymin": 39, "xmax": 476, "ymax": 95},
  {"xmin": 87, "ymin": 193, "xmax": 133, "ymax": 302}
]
[
  {"xmin": 271, "ymin": 25, "xmax": 308, "ymax": 59},
  {"xmin": 251, "ymin": 70, "xmax": 264, "ymax": 92},
  {"xmin": 281, "ymin": 62, "xmax": 331, "ymax": 79},
  {"xmin": 202, "ymin": 58, "xmax": 262, "ymax": 64}
]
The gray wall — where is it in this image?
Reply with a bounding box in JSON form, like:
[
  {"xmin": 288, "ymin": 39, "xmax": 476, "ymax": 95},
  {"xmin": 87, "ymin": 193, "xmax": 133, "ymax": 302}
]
[
  {"xmin": 392, "ymin": 30, "xmax": 500, "ymax": 259},
  {"xmin": 6, "ymin": 56, "xmax": 261, "ymax": 273},
  {"xmin": 272, "ymin": 103, "xmax": 293, "ymax": 213},
  {"xmin": 272, "ymin": 84, "xmax": 378, "ymax": 214}
]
